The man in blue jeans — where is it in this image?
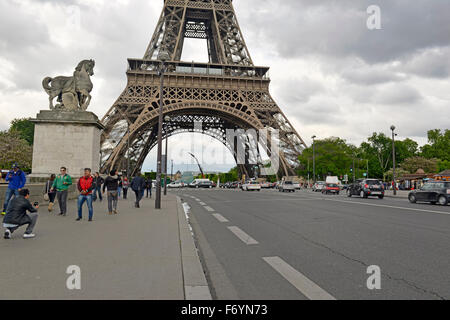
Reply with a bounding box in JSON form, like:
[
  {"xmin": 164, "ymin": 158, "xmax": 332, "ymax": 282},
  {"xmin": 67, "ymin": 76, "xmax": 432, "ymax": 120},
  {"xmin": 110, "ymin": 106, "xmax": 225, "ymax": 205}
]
[
  {"xmin": 2, "ymin": 163, "xmax": 26, "ymax": 216},
  {"xmin": 76, "ymin": 168, "xmax": 95, "ymax": 222}
]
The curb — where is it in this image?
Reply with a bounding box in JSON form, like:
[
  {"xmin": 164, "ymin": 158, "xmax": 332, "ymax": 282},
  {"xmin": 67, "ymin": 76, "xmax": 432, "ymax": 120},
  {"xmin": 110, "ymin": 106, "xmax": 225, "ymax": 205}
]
[{"xmin": 176, "ymin": 196, "xmax": 212, "ymax": 300}]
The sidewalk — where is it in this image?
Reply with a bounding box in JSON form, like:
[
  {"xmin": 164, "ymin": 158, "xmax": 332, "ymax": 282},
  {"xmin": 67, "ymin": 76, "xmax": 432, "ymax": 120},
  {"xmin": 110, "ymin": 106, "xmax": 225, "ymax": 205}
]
[
  {"xmin": 0, "ymin": 193, "xmax": 209, "ymax": 300},
  {"xmin": 384, "ymin": 190, "xmax": 410, "ymax": 198}
]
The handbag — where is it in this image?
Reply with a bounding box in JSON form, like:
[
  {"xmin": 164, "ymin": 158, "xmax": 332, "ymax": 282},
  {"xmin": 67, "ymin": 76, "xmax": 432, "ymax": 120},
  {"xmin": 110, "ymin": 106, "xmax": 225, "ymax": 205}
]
[{"xmin": 43, "ymin": 193, "xmax": 50, "ymax": 201}]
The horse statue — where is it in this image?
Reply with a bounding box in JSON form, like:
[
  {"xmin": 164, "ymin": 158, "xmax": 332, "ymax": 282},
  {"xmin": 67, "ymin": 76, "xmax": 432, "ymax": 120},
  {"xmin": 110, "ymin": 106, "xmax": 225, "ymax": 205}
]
[{"xmin": 42, "ymin": 59, "xmax": 95, "ymax": 111}]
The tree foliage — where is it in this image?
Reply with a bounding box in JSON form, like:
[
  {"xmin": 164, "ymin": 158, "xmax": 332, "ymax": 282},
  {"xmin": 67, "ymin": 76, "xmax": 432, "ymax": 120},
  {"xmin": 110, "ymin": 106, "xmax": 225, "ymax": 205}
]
[
  {"xmin": 298, "ymin": 137, "xmax": 355, "ymax": 180},
  {"xmin": 421, "ymin": 129, "xmax": 450, "ymax": 161},
  {"xmin": 0, "ymin": 131, "xmax": 33, "ymax": 171},
  {"xmin": 9, "ymin": 118, "xmax": 35, "ymax": 146},
  {"xmin": 400, "ymin": 157, "xmax": 439, "ymax": 174}
]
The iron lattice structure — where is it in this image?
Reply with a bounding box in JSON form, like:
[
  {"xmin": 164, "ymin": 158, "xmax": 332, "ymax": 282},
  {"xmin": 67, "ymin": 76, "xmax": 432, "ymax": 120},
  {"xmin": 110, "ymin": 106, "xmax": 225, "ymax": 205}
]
[{"xmin": 101, "ymin": 0, "xmax": 307, "ymax": 178}]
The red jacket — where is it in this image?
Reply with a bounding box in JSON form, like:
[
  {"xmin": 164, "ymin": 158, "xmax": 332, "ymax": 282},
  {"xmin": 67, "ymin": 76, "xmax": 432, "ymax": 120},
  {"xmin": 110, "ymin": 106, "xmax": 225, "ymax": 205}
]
[{"xmin": 77, "ymin": 176, "xmax": 94, "ymax": 195}]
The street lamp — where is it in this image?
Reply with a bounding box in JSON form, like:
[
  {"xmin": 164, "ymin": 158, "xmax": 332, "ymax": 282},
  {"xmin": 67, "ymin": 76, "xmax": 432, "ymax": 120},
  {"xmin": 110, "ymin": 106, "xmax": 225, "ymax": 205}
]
[
  {"xmin": 312, "ymin": 136, "xmax": 317, "ymax": 184},
  {"xmin": 155, "ymin": 50, "xmax": 170, "ymax": 209},
  {"xmin": 391, "ymin": 125, "xmax": 397, "ymax": 196},
  {"xmin": 164, "ymin": 115, "xmax": 171, "ymax": 196}
]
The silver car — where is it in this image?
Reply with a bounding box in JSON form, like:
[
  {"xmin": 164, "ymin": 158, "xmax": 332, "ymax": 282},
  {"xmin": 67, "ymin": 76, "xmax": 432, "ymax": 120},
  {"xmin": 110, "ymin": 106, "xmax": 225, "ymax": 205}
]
[{"xmin": 279, "ymin": 181, "xmax": 296, "ymax": 193}]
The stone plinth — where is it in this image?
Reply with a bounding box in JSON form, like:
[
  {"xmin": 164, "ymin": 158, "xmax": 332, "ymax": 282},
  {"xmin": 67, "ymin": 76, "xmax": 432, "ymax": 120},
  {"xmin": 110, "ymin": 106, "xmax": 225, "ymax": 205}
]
[{"xmin": 30, "ymin": 110, "xmax": 105, "ymax": 179}]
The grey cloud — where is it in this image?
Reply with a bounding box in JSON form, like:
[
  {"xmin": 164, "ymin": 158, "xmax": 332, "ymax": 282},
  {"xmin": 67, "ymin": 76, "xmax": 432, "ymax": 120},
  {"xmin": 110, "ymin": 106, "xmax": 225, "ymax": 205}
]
[
  {"xmin": 238, "ymin": 0, "xmax": 450, "ymax": 65},
  {"xmin": 400, "ymin": 47, "xmax": 450, "ymax": 79}
]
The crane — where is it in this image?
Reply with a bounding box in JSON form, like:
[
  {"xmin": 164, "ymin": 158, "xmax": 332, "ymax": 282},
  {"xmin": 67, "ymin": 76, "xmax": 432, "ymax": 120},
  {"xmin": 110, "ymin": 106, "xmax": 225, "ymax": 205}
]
[{"xmin": 188, "ymin": 152, "xmax": 205, "ymax": 178}]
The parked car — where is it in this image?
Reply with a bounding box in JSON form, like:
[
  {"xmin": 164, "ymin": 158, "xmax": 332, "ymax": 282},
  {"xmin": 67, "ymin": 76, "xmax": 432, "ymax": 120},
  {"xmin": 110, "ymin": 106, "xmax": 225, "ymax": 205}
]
[
  {"xmin": 322, "ymin": 183, "xmax": 340, "ymax": 195},
  {"xmin": 347, "ymin": 179, "xmax": 385, "ymax": 199},
  {"xmin": 261, "ymin": 182, "xmax": 272, "ymax": 189},
  {"xmin": 408, "ymin": 181, "xmax": 450, "ymax": 206},
  {"xmin": 312, "ymin": 181, "xmax": 326, "ymax": 192},
  {"xmin": 293, "ymin": 182, "xmax": 301, "ymax": 190},
  {"xmin": 168, "ymin": 181, "xmax": 184, "ymax": 189},
  {"xmin": 189, "ymin": 179, "xmax": 214, "ymax": 189},
  {"xmin": 279, "ymin": 181, "xmax": 296, "ymax": 193},
  {"xmin": 242, "ymin": 181, "xmax": 262, "ymax": 191}
]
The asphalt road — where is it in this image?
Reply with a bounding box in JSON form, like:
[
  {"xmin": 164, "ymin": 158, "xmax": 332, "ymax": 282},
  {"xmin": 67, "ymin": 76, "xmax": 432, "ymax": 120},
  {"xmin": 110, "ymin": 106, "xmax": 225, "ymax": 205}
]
[{"xmin": 176, "ymin": 188, "xmax": 450, "ymax": 300}]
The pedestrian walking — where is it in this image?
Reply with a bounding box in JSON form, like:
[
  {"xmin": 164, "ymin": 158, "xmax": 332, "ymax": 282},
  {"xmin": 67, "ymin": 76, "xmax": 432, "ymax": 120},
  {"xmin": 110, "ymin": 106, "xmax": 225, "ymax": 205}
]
[
  {"xmin": 145, "ymin": 178, "xmax": 152, "ymax": 198},
  {"xmin": 43, "ymin": 174, "xmax": 57, "ymax": 212},
  {"xmin": 76, "ymin": 168, "xmax": 94, "ymax": 222},
  {"xmin": 3, "ymin": 189, "xmax": 39, "ymax": 239},
  {"xmin": 52, "ymin": 167, "xmax": 72, "ymax": 216},
  {"xmin": 122, "ymin": 177, "xmax": 129, "ymax": 199},
  {"xmin": 103, "ymin": 169, "xmax": 120, "ymax": 215},
  {"xmin": 2, "ymin": 163, "xmax": 26, "ymax": 216},
  {"xmin": 118, "ymin": 177, "xmax": 123, "ymax": 199},
  {"xmin": 92, "ymin": 172, "xmax": 104, "ymax": 202},
  {"xmin": 131, "ymin": 173, "xmax": 146, "ymax": 208}
]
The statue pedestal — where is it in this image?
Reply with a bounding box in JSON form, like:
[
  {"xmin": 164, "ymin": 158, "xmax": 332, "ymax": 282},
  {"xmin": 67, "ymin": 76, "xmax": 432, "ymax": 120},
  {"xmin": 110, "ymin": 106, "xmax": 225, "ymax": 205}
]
[{"xmin": 30, "ymin": 110, "xmax": 105, "ymax": 180}]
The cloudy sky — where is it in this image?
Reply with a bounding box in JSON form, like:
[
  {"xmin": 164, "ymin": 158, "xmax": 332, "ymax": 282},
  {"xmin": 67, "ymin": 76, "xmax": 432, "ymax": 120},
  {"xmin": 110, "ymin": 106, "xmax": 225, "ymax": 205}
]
[{"xmin": 1, "ymin": 0, "xmax": 449, "ymax": 172}]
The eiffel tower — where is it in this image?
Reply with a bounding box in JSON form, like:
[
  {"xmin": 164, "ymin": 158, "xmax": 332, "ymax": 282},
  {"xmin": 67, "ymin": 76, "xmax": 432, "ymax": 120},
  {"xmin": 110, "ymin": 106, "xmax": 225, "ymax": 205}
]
[{"xmin": 100, "ymin": 0, "xmax": 307, "ymax": 178}]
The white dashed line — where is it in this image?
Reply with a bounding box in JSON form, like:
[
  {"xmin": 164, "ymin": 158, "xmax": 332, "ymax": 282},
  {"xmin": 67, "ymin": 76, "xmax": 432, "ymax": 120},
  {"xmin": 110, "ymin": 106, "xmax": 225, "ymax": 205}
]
[
  {"xmin": 204, "ymin": 206, "xmax": 215, "ymax": 212},
  {"xmin": 227, "ymin": 226, "xmax": 258, "ymax": 245},
  {"xmin": 199, "ymin": 202, "xmax": 207, "ymax": 206},
  {"xmin": 212, "ymin": 214, "xmax": 229, "ymax": 223},
  {"xmin": 263, "ymin": 257, "xmax": 336, "ymax": 300},
  {"xmin": 324, "ymin": 198, "xmax": 450, "ymax": 216}
]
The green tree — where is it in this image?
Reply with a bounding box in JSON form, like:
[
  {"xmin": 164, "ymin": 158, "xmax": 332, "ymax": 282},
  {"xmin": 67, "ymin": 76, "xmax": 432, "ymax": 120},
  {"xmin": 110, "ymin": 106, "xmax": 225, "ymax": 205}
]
[
  {"xmin": 437, "ymin": 160, "xmax": 450, "ymax": 172},
  {"xmin": 0, "ymin": 131, "xmax": 33, "ymax": 171},
  {"xmin": 421, "ymin": 129, "xmax": 450, "ymax": 161},
  {"xmin": 298, "ymin": 137, "xmax": 354, "ymax": 180},
  {"xmin": 400, "ymin": 157, "xmax": 439, "ymax": 174},
  {"xmin": 9, "ymin": 118, "xmax": 35, "ymax": 145}
]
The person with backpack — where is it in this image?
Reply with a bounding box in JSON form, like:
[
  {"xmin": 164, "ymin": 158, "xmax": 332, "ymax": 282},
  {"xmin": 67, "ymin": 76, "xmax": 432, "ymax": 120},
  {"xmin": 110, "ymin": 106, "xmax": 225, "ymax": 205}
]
[
  {"xmin": 2, "ymin": 163, "xmax": 26, "ymax": 216},
  {"xmin": 103, "ymin": 169, "xmax": 120, "ymax": 215},
  {"xmin": 43, "ymin": 174, "xmax": 57, "ymax": 212},
  {"xmin": 130, "ymin": 173, "xmax": 146, "ymax": 208}
]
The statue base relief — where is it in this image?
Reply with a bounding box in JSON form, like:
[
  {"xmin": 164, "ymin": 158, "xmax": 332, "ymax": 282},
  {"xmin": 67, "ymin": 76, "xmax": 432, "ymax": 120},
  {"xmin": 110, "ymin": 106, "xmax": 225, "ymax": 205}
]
[{"xmin": 29, "ymin": 110, "xmax": 105, "ymax": 180}]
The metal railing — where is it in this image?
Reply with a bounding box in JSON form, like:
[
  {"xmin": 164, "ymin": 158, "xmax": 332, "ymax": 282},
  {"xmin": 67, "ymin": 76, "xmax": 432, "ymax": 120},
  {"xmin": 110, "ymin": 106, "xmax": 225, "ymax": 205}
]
[{"xmin": 127, "ymin": 59, "xmax": 270, "ymax": 80}]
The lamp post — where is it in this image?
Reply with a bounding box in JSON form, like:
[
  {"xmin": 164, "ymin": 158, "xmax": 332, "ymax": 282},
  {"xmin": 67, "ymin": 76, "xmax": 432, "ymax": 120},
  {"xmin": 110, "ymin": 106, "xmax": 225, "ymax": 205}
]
[
  {"xmin": 155, "ymin": 51, "xmax": 170, "ymax": 209},
  {"xmin": 312, "ymin": 136, "xmax": 317, "ymax": 184},
  {"xmin": 164, "ymin": 115, "xmax": 170, "ymax": 196},
  {"xmin": 391, "ymin": 125, "xmax": 397, "ymax": 196},
  {"xmin": 127, "ymin": 121, "xmax": 131, "ymax": 179}
]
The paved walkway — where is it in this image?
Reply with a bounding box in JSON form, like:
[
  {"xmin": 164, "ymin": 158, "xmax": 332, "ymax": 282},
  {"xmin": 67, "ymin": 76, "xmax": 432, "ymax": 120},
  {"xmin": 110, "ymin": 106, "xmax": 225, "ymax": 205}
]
[{"xmin": 0, "ymin": 194, "xmax": 193, "ymax": 300}]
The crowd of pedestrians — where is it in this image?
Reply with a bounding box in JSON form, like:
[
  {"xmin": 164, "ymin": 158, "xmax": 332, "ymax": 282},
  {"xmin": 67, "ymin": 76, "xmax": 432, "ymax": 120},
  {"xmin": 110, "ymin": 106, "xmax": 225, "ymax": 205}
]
[{"xmin": 2, "ymin": 162, "xmax": 153, "ymax": 240}]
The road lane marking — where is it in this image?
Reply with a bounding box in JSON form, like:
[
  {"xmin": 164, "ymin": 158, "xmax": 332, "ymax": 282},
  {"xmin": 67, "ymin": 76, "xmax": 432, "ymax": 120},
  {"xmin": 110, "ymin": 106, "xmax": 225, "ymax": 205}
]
[
  {"xmin": 323, "ymin": 198, "xmax": 450, "ymax": 215},
  {"xmin": 213, "ymin": 214, "xmax": 229, "ymax": 223},
  {"xmin": 199, "ymin": 202, "xmax": 207, "ymax": 206},
  {"xmin": 263, "ymin": 257, "xmax": 336, "ymax": 300},
  {"xmin": 227, "ymin": 226, "xmax": 259, "ymax": 245},
  {"xmin": 204, "ymin": 206, "xmax": 215, "ymax": 212}
]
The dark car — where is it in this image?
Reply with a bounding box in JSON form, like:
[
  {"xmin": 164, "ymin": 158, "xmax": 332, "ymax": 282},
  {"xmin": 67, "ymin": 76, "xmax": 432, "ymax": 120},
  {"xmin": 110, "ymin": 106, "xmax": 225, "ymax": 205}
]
[
  {"xmin": 347, "ymin": 179, "xmax": 385, "ymax": 199},
  {"xmin": 408, "ymin": 181, "xmax": 450, "ymax": 206}
]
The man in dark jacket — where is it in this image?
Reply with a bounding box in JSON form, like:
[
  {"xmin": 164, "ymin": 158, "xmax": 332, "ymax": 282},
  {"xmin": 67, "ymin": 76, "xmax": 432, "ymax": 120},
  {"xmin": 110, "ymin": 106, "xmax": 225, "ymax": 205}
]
[
  {"xmin": 145, "ymin": 178, "xmax": 153, "ymax": 198},
  {"xmin": 92, "ymin": 172, "xmax": 104, "ymax": 202},
  {"xmin": 2, "ymin": 163, "xmax": 27, "ymax": 216},
  {"xmin": 103, "ymin": 169, "xmax": 120, "ymax": 215},
  {"xmin": 130, "ymin": 173, "xmax": 146, "ymax": 208},
  {"xmin": 76, "ymin": 168, "xmax": 95, "ymax": 222},
  {"xmin": 3, "ymin": 189, "xmax": 39, "ymax": 239}
]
